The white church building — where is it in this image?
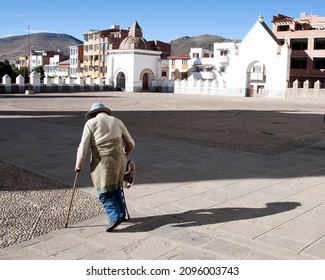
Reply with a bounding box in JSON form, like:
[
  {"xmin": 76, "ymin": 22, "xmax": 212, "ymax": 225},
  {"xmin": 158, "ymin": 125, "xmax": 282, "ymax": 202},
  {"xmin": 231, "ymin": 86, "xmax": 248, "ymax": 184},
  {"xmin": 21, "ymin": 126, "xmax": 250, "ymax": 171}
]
[
  {"xmin": 106, "ymin": 21, "xmax": 162, "ymax": 92},
  {"xmin": 174, "ymin": 15, "xmax": 292, "ymax": 98}
]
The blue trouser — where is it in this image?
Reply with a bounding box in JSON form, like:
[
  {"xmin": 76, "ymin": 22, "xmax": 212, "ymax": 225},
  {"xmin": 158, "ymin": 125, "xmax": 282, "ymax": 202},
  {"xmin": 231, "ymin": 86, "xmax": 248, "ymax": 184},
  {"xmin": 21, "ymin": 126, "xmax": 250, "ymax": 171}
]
[{"xmin": 98, "ymin": 188, "xmax": 126, "ymax": 222}]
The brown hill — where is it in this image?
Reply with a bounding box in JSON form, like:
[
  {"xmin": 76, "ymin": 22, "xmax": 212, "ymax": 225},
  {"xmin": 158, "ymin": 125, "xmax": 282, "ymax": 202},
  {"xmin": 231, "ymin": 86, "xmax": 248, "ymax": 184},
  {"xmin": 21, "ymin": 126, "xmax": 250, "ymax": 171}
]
[
  {"xmin": 0, "ymin": 33, "xmax": 82, "ymax": 62},
  {"xmin": 170, "ymin": 34, "xmax": 236, "ymax": 55},
  {"xmin": 0, "ymin": 33, "xmax": 236, "ymax": 62}
]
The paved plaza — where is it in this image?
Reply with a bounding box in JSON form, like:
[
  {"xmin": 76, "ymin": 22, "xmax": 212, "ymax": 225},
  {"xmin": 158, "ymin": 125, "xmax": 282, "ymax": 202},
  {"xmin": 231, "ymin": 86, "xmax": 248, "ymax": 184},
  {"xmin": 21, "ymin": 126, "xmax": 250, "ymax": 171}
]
[{"xmin": 0, "ymin": 92, "xmax": 325, "ymax": 260}]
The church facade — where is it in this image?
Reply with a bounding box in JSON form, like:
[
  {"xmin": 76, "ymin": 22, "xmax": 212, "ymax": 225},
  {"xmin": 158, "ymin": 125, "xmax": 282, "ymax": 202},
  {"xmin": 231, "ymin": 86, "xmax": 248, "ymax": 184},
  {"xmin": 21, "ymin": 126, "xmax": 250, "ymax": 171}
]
[
  {"xmin": 172, "ymin": 15, "xmax": 291, "ymax": 98},
  {"xmin": 106, "ymin": 21, "xmax": 162, "ymax": 92}
]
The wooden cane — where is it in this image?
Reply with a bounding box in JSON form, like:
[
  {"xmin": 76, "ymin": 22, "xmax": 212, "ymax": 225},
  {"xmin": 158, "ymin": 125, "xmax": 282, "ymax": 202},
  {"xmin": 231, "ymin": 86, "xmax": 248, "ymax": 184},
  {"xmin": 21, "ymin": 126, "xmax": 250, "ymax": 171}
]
[
  {"xmin": 64, "ymin": 172, "xmax": 79, "ymax": 228},
  {"xmin": 121, "ymin": 186, "xmax": 131, "ymax": 220}
]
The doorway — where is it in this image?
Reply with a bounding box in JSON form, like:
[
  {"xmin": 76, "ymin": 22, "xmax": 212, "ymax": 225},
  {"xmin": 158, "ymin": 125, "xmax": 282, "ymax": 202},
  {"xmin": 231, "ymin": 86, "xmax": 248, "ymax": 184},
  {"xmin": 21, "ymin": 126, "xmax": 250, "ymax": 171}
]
[
  {"xmin": 142, "ymin": 73, "xmax": 149, "ymax": 90},
  {"xmin": 116, "ymin": 72, "xmax": 125, "ymax": 91}
]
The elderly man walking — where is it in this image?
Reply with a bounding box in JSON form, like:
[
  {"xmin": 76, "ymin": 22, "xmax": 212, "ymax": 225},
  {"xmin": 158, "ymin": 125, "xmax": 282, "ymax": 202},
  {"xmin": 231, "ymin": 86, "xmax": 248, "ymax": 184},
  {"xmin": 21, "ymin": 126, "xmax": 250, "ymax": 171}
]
[{"xmin": 75, "ymin": 102, "xmax": 135, "ymax": 232}]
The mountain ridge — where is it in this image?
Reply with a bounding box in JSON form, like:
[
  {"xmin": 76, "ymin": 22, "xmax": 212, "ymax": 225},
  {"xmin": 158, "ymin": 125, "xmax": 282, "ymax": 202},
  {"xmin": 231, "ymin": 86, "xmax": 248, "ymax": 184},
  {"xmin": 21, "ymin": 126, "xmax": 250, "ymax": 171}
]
[
  {"xmin": 170, "ymin": 34, "xmax": 236, "ymax": 55},
  {"xmin": 0, "ymin": 33, "xmax": 83, "ymax": 61},
  {"xmin": 0, "ymin": 32, "xmax": 237, "ymax": 61}
]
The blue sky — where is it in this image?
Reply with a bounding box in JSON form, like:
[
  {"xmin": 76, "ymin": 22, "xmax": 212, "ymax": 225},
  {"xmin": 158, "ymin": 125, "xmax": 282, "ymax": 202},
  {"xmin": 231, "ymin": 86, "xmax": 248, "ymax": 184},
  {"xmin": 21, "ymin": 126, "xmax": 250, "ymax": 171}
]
[{"xmin": 1, "ymin": 0, "xmax": 325, "ymax": 42}]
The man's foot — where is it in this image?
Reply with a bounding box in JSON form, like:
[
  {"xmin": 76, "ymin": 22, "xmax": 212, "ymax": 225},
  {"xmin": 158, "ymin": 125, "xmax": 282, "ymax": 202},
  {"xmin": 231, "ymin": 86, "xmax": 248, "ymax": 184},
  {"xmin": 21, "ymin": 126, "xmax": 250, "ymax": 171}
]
[
  {"xmin": 106, "ymin": 220, "xmax": 119, "ymax": 232},
  {"xmin": 106, "ymin": 218, "xmax": 126, "ymax": 232}
]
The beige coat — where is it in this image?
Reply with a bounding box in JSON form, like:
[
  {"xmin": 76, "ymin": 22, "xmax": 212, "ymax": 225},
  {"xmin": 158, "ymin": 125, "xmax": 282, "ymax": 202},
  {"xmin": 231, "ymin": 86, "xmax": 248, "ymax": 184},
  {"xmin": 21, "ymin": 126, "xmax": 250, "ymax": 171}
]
[{"xmin": 76, "ymin": 112, "xmax": 135, "ymax": 194}]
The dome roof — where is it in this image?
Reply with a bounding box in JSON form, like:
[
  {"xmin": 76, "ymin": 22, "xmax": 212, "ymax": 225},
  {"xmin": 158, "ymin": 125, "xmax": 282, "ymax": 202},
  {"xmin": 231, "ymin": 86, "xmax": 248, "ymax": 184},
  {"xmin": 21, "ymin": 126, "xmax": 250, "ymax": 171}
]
[{"xmin": 119, "ymin": 21, "xmax": 149, "ymax": 50}]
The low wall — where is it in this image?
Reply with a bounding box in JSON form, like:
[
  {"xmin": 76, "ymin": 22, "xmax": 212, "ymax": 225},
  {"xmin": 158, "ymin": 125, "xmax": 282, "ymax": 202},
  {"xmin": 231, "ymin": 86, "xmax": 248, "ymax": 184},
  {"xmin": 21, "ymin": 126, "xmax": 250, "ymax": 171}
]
[
  {"xmin": 0, "ymin": 84, "xmax": 113, "ymax": 94},
  {"xmin": 0, "ymin": 74, "xmax": 174, "ymax": 94}
]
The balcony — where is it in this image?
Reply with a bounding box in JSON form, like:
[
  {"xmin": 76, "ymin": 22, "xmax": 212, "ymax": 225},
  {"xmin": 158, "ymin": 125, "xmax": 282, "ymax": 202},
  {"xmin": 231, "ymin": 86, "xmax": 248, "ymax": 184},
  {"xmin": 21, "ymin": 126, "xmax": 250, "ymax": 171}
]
[{"xmin": 215, "ymin": 55, "xmax": 229, "ymax": 64}]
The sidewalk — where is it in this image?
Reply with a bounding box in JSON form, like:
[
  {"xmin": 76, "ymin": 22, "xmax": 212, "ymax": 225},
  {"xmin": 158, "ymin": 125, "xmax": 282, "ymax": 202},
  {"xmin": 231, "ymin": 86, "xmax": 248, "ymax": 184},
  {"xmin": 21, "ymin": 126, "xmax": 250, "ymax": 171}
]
[{"xmin": 0, "ymin": 93, "xmax": 325, "ymax": 260}]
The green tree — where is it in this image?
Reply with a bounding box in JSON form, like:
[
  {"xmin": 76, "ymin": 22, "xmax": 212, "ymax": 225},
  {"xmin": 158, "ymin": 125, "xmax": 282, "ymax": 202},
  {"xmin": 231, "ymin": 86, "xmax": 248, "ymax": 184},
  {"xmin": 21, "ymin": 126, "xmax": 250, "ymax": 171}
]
[
  {"xmin": 33, "ymin": 65, "xmax": 44, "ymax": 78},
  {"xmin": 13, "ymin": 67, "xmax": 29, "ymax": 83},
  {"xmin": 0, "ymin": 60, "xmax": 13, "ymax": 80}
]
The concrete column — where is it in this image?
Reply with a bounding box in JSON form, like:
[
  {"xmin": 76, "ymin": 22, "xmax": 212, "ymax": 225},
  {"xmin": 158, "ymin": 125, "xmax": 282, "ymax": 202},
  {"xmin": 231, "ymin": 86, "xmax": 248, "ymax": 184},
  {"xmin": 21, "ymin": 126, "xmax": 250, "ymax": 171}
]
[
  {"xmin": 75, "ymin": 76, "xmax": 84, "ymax": 86},
  {"xmin": 86, "ymin": 76, "xmax": 94, "ymax": 91},
  {"xmin": 16, "ymin": 74, "xmax": 25, "ymax": 93},
  {"xmin": 86, "ymin": 76, "xmax": 94, "ymax": 86},
  {"xmin": 65, "ymin": 76, "xmax": 74, "ymax": 86},
  {"xmin": 2, "ymin": 74, "xmax": 11, "ymax": 93},
  {"xmin": 95, "ymin": 76, "xmax": 104, "ymax": 91},
  {"xmin": 30, "ymin": 71, "xmax": 41, "ymax": 93},
  {"xmin": 43, "ymin": 76, "xmax": 52, "ymax": 86}
]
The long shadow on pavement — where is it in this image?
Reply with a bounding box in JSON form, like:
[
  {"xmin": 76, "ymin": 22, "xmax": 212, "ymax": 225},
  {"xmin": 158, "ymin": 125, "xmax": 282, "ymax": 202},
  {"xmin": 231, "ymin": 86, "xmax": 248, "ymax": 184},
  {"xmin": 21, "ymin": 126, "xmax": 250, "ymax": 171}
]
[{"xmin": 116, "ymin": 201, "xmax": 301, "ymax": 233}]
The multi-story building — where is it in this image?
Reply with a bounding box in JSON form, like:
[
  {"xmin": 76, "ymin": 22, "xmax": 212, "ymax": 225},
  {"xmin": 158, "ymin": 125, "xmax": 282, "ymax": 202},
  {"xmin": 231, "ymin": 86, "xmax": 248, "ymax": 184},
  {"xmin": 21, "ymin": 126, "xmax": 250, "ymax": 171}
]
[
  {"xmin": 43, "ymin": 52, "xmax": 69, "ymax": 77},
  {"xmin": 16, "ymin": 55, "xmax": 28, "ymax": 69},
  {"xmin": 168, "ymin": 53, "xmax": 190, "ymax": 80},
  {"xmin": 69, "ymin": 44, "xmax": 84, "ymax": 78},
  {"xmin": 190, "ymin": 48, "xmax": 215, "ymax": 80},
  {"xmin": 82, "ymin": 25, "xmax": 129, "ymax": 80},
  {"xmin": 272, "ymin": 13, "xmax": 325, "ymax": 87},
  {"xmin": 30, "ymin": 50, "xmax": 56, "ymax": 70},
  {"xmin": 56, "ymin": 59, "xmax": 70, "ymax": 78}
]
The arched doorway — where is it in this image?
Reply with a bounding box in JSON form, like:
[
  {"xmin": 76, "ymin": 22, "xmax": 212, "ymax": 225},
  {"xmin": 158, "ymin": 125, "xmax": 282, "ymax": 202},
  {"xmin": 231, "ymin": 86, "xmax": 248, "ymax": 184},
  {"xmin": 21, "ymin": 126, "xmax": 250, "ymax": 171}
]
[
  {"xmin": 140, "ymin": 68, "xmax": 154, "ymax": 91},
  {"xmin": 246, "ymin": 61, "xmax": 266, "ymax": 97},
  {"xmin": 116, "ymin": 72, "xmax": 126, "ymax": 91},
  {"xmin": 142, "ymin": 73, "xmax": 149, "ymax": 90}
]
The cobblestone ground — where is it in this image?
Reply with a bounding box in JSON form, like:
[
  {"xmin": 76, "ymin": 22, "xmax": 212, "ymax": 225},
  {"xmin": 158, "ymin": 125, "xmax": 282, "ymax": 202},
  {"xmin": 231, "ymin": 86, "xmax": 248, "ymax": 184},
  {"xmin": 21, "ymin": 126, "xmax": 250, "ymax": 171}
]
[{"xmin": 0, "ymin": 161, "xmax": 104, "ymax": 249}]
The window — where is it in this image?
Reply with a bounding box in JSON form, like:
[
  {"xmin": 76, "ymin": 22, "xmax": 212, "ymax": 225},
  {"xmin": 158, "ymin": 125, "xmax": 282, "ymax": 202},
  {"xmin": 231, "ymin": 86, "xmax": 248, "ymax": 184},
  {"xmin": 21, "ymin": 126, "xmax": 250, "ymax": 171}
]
[
  {"xmin": 181, "ymin": 72, "xmax": 187, "ymax": 79},
  {"xmin": 220, "ymin": 66, "xmax": 226, "ymax": 73},
  {"xmin": 291, "ymin": 57, "xmax": 307, "ymax": 69},
  {"xmin": 182, "ymin": 59, "xmax": 188, "ymax": 65},
  {"xmin": 314, "ymin": 58, "xmax": 325, "ymax": 69},
  {"xmin": 100, "ymin": 54, "xmax": 106, "ymax": 62},
  {"xmin": 257, "ymin": 85, "xmax": 265, "ymax": 93},
  {"xmin": 171, "ymin": 59, "xmax": 175, "ymax": 66},
  {"xmin": 314, "ymin": 38, "xmax": 325, "ymax": 50},
  {"xmin": 291, "ymin": 39, "xmax": 308, "ymax": 50},
  {"xmin": 193, "ymin": 53, "xmax": 199, "ymax": 58},
  {"xmin": 101, "ymin": 43, "xmax": 108, "ymax": 50},
  {"xmin": 220, "ymin": 49, "xmax": 228, "ymax": 56},
  {"xmin": 277, "ymin": 25, "xmax": 290, "ymax": 31},
  {"xmin": 253, "ymin": 66, "xmax": 261, "ymax": 72}
]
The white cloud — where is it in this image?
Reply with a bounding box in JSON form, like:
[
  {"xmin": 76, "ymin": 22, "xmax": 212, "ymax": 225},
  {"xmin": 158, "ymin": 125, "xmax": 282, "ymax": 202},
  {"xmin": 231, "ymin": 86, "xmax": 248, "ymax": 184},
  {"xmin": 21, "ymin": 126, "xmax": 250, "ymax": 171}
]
[{"xmin": 0, "ymin": 34, "xmax": 15, "ymax": 38}]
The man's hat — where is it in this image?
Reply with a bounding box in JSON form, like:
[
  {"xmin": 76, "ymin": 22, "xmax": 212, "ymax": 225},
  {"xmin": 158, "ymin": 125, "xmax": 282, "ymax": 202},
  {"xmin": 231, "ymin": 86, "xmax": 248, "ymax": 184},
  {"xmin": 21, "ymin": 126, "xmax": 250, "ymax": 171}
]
[{"xmin": 85, "ymin": 102, "xmax": 111, "ymax": 119}]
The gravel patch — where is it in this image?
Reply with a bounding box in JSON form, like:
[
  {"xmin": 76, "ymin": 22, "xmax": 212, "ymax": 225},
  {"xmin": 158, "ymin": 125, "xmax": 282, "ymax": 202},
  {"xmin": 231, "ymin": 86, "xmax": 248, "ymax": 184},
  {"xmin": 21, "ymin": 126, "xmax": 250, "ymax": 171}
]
[{"xmin": 0, "ymin": 161, "xmax": 104, "ymax": 249}]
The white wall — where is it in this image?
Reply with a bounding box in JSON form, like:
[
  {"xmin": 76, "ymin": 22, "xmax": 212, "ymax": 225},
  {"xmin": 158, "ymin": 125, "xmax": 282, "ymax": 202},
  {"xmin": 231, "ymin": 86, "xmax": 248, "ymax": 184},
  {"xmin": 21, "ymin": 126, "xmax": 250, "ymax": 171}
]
[{"xmin": 107, "ymin": 49, "xmax": 161, "ymax": 91}]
